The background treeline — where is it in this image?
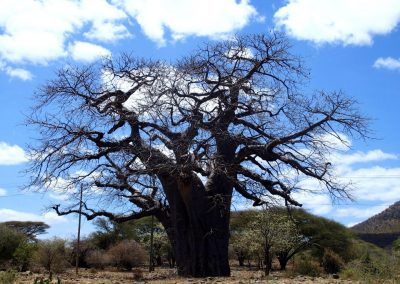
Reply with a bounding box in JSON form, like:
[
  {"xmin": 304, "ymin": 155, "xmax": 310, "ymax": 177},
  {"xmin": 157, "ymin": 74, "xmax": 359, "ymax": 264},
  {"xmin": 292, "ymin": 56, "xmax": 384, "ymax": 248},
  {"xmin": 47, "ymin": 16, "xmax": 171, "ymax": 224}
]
[
  {"xmin": 1, "ymin": 208, "xmax": 400, "ymax": 282},
  {"xmin": 229, "ymin": 208, "xmax": 400, "ymax": 281}
]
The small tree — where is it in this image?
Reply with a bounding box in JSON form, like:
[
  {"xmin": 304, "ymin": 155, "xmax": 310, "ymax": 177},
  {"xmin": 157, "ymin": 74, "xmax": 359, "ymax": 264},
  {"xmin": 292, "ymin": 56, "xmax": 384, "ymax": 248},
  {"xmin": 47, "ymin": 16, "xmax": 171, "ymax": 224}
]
[
  {"xmin": 34, "ymin": 238, "xmax": 68, "ymax": 274},
  {"xmin": 274, "ymin": 220, "xmax": 305, "ymax": 270},
  {"xmin": 230, "ymin": 210, "xmax": 260, "ymax": 267},
  {"xmin": 230, "ymin": 208, "xmax": 304, "ymax": 275},
  {"xmin": 133, "ymin": 219, "xmax": 172, "ymax": 266},
  {"xmin": 13, "ymin": 241, "xmax": 37, "ymax": 271},
  {"xmin": 250, "ymin": 208, "xmax": 299, "ymax": 275}
]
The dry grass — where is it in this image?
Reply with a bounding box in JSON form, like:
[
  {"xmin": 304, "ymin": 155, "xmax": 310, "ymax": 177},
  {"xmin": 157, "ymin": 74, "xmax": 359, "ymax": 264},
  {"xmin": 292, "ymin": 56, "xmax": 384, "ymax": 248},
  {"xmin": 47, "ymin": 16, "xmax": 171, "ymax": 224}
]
[{"xmin": 13, "ymin": 266, "xmax": 359, "ymax": 284}]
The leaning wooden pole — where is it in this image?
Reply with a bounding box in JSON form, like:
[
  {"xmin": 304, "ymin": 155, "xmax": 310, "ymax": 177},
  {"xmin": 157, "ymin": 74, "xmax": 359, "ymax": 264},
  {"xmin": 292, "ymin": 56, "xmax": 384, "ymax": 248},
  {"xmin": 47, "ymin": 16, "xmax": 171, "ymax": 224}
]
[{"xmin": 75, "ymin": 184, "xmax": 83, "ymax": 276}]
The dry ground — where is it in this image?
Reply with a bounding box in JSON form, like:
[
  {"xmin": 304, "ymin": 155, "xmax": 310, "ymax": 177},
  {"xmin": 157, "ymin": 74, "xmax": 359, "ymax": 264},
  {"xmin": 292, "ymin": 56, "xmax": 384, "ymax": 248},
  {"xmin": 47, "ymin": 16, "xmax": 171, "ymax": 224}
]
[{"xmin": 13, "ymin": 267, "xmax": 359, "ymax": 284}]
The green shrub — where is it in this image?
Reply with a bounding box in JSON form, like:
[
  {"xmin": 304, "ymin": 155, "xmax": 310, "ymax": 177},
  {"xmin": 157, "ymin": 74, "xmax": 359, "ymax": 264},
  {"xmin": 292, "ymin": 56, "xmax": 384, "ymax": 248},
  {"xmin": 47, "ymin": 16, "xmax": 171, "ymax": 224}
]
[
  {"xmin": 0, "ymin": 225, "xmax": 26, "ymax": 267},
  {"xmin": 340, "ymin": 252, "xmax": 400, "ymax": 282},
  {"xmin": 322, "ymin": 249, "xmax": 345, "ymax": 274},
  {"xmin": 34, "ymin": 238, "xmax": 69, "ymax": 274},
  {"xmin": 12, "ymin": 241, "xmax": 36, "ymax": 271},
  {"xmin": 0, "ymin": 270, "xmax": 17, "ymax": 284},
  {"xmin": 294, "ymin": 255, "xmax": 323, "ymax": 277}
]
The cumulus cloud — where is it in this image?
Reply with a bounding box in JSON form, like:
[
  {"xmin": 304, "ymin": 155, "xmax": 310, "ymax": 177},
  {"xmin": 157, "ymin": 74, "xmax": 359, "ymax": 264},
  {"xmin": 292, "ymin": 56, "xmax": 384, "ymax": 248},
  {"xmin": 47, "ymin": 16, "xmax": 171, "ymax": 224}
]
[
  {"xmin": 283, "ymin": 133, "xmax": 400, "ymax": 223},
  {"xmin": 0, "ymin": 208, "xmax": 67, "ymax": 225},
  {"xmin": 0, "ymin": 0, "xmax": 127, "ymax": 78},
  {"xmin": 68, "ymin": 41, "xmax": 111, "ymax": 63},
  {"xmin": 105, "ymin": 0, "xmax": 258, "ymax": 45},
  {"xmin": 332, "ymin": 149, "xmax": 398, "ymax": 166},
  {"xmin": 336, "ymin": 204, "xmax": 388, "ymax": 219},
  {"xmin": 342, "ymin": 166, "xmax": 400, "ymax": 202},
  {"xmin": 0, "ymin": 0, "xmax": 257, "ymax": 78},
  {"xmin": 84, "ymin": 22, "xmax": 131, "ymax": 42},
  {"xmin": 0, "ymin": 61, "xmax": 32, "ymax": 80},
  {"xmin": 4, "ymin": 67, "xmax": 33, "ymax": 80},
  {"xmin": 0, "ymin": 142, "xmax": 28, "ymax": 165},
  {"xmin": 373, "ymin": 57, "xmax": 400, "ymax": 70},
  {"xmin": 0, "ymin": 0, "xmax": 127, "ymax": 64},
  {"xmin": 274, "ymin": 0, "xmax": 400, "ymax": 45},
  {"xmin": 293, "ymin": 190, "xmax": 333, "ymax": 215},
  {"xmin": 0, "ymin": 188, "xmax": 6, "ymax": 196}
]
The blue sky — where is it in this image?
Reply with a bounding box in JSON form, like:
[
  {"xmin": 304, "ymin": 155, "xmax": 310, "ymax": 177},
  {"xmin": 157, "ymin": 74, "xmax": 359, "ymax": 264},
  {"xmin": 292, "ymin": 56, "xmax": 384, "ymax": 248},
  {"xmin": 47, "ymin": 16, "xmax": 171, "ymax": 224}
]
[{"xmin": 0, "ymin": 0, "xmax": 400, "ymax": 238}]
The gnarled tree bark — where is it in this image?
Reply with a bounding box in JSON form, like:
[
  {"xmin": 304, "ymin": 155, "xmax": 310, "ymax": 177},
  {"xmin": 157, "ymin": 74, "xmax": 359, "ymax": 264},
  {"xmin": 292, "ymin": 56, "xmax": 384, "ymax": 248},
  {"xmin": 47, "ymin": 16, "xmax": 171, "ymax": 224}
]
[{"xmin": 27, "ymin": 33, "xmax": 368, "ymax": 277}]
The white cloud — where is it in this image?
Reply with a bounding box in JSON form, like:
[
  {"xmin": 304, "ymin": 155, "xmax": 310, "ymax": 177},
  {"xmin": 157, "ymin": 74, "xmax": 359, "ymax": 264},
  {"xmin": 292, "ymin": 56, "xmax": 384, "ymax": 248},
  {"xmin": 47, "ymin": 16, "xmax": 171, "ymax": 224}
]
[
  {"xmin": 0, "ymin": 188, "xmax": 6, "ymax": 196},
  {"xmin": 286, "ymin": 133, "xmax": 400, "ymax": 222},
  {"xmin": 4, "ymin": 66, "xmax": 33, "ymax": 81},
  {"xmin": 0, "ymin": 0, "xmax": 127, "ymax": 64},
  {"xmin": 44, "ymin": 176, "xmax": 76, "ymax": 200},
  {"xmin": 332, "ymin": 149, "xmax": 398, "ymax": 166},
  {"xmin": 0, "ymin": 0, "xmax": 127, "ymax": 78},
  {"xmin": 118, "ymin": 0, "xmax": 258, "ymax": 45},
  {"xmin": 0, "ymin": 208, "xmax": 67, "ymax": 225},
  {"xmin": 68, "ymin": 41, "xmax": 111, "ymax": 63},
  {"xmin": 346, "ymin": 222, "xmax": 359, "ymax": 228},
  {"xmin": 48, "ymin": 193, "xmax": 70, "ymax": 201},
  {"xmin": 341, "ymin": 166, "xmax": 400, "ymax": 202},
  {"xmin": 292, "ymin": 190, "xmax": 333, "ymax": 215},
  {"xmin": 295, "ymin": 151, "xmax": 400, "ymax": 223},
  {"xmin": 373, "ymin": 57, "xmax": 400, "ymax": 70},
  {"xmin": 0, "ymin": 0, "xmax": 257, "ymax": 78},
  {"xmin": 84, "ymin": 22, "xmax": 131, "ymax": 42},
  {"xmin": 0, "ymin": 61, "xmax": 32, "ymax": 80},
  {"xmin": 274, "ymin": 0, "xmax": 400, "ymax": 45},
  {"xmin": 335, "ymin": 204, "xmax": 388, "ymax": 219},
  {"xmin": 0, "ymin": 142, "xmax": 28, "ymax": 165}
]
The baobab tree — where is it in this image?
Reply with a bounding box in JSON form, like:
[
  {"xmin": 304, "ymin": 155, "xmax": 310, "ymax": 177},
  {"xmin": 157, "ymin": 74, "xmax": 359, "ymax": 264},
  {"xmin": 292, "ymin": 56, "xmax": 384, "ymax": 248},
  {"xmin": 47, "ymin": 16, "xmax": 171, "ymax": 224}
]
[{"xmin": 27, "ymin": 33, "xmax": 368, "ymax": 277}]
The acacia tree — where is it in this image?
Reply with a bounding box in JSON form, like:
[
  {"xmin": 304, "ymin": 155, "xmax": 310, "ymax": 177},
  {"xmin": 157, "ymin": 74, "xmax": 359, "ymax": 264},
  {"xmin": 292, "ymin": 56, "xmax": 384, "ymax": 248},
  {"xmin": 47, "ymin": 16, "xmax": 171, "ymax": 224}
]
[
  {"xmin": 27, "ymin": 33, "xmax": 367, "ymax": 277},
  {"xmin": 2, "ymin": 221, "xmax": 49, "ymax": 241}
]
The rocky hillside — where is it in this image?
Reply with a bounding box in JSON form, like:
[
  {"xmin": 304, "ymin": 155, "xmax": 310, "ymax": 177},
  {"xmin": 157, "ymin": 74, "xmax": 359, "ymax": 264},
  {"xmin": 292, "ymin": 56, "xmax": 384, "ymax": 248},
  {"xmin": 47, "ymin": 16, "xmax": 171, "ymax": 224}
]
[{"xmin": 352, "ymin": 201, "xmax": 400, "ymax": 248}]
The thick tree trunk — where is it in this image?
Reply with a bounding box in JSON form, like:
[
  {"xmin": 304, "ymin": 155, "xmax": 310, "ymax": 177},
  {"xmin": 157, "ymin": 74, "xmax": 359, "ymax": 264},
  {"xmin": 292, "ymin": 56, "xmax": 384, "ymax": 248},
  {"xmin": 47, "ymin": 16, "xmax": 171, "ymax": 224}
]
[
  {"xmin": 154, "ymin": 137, "xmax": 234, "ymax": 277},
  {"xmin": 277, "ymin": 252, "xmax": 289, "ymax": 270},
  {"xmin": 171, "ymin": 175, "xmax": 231, "ymax": 277}
]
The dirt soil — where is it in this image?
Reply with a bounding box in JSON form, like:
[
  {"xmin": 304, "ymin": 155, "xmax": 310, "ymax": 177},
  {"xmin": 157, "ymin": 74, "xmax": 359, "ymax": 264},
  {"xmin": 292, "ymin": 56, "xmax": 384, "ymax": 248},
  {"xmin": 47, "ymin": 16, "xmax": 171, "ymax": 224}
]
[{"xmin": 15, "ymin": 267, "xmax": 358, "ymax": 284}]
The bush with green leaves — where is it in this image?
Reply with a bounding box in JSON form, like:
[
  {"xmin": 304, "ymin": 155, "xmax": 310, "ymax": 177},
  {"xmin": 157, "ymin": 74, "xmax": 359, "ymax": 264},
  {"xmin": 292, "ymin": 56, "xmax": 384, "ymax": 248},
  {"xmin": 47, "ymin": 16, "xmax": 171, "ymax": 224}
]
[
  {"xmin": 34, "ymin": 238, "xmax": 69, "ymax": 274},
  {"xmin": 12, "ymin": 241, "xmax": 37, "ymax": 271},
  {"xmin": 230, "ymin": 208, "xmax": 306, "ymax": 273},
  {"xmin": 341, "ymin": 251, "xmax": 400, "ymax": 282},
  {"xmin": 321, "ymin": 249, "xmax": 344, "ymax": 274},
  {"xmin": 294, "ymin": 254, "xmax": 323, "ymax": 277},
  {"xmin": 0, "ymin": 270, "xmax": 17, "ymax": 284},
  {"xmin": 0, "ymin": 224, "xmax": 27, "ymax": 267}
]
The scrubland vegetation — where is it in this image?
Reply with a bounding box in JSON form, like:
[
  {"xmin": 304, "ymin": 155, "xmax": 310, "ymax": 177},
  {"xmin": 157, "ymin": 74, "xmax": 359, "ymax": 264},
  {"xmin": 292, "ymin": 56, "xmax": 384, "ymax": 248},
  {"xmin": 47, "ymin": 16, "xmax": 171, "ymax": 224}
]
[{"xmin": 1, "ymin": 209, "xmax": 400, "ymax": 283}]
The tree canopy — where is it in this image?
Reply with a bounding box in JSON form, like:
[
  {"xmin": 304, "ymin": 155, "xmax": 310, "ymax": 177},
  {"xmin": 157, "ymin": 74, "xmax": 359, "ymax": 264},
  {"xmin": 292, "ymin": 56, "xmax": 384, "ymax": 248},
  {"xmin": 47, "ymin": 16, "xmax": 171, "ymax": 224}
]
[
  {"xmin": 27, "ymin": 33, "xmax": 368, "ymax": 277},
  {"xmin": 2, "ymin": 221, "xmax": 49, "ymax": 241}
]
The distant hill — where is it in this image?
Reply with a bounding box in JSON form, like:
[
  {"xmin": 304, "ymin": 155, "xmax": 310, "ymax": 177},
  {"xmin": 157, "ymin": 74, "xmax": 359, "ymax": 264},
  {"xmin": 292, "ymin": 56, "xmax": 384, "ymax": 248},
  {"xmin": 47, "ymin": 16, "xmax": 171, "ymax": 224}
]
[{"xmin": 351, "ymin": 201, "xmax": 400, "ymax": 248}]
